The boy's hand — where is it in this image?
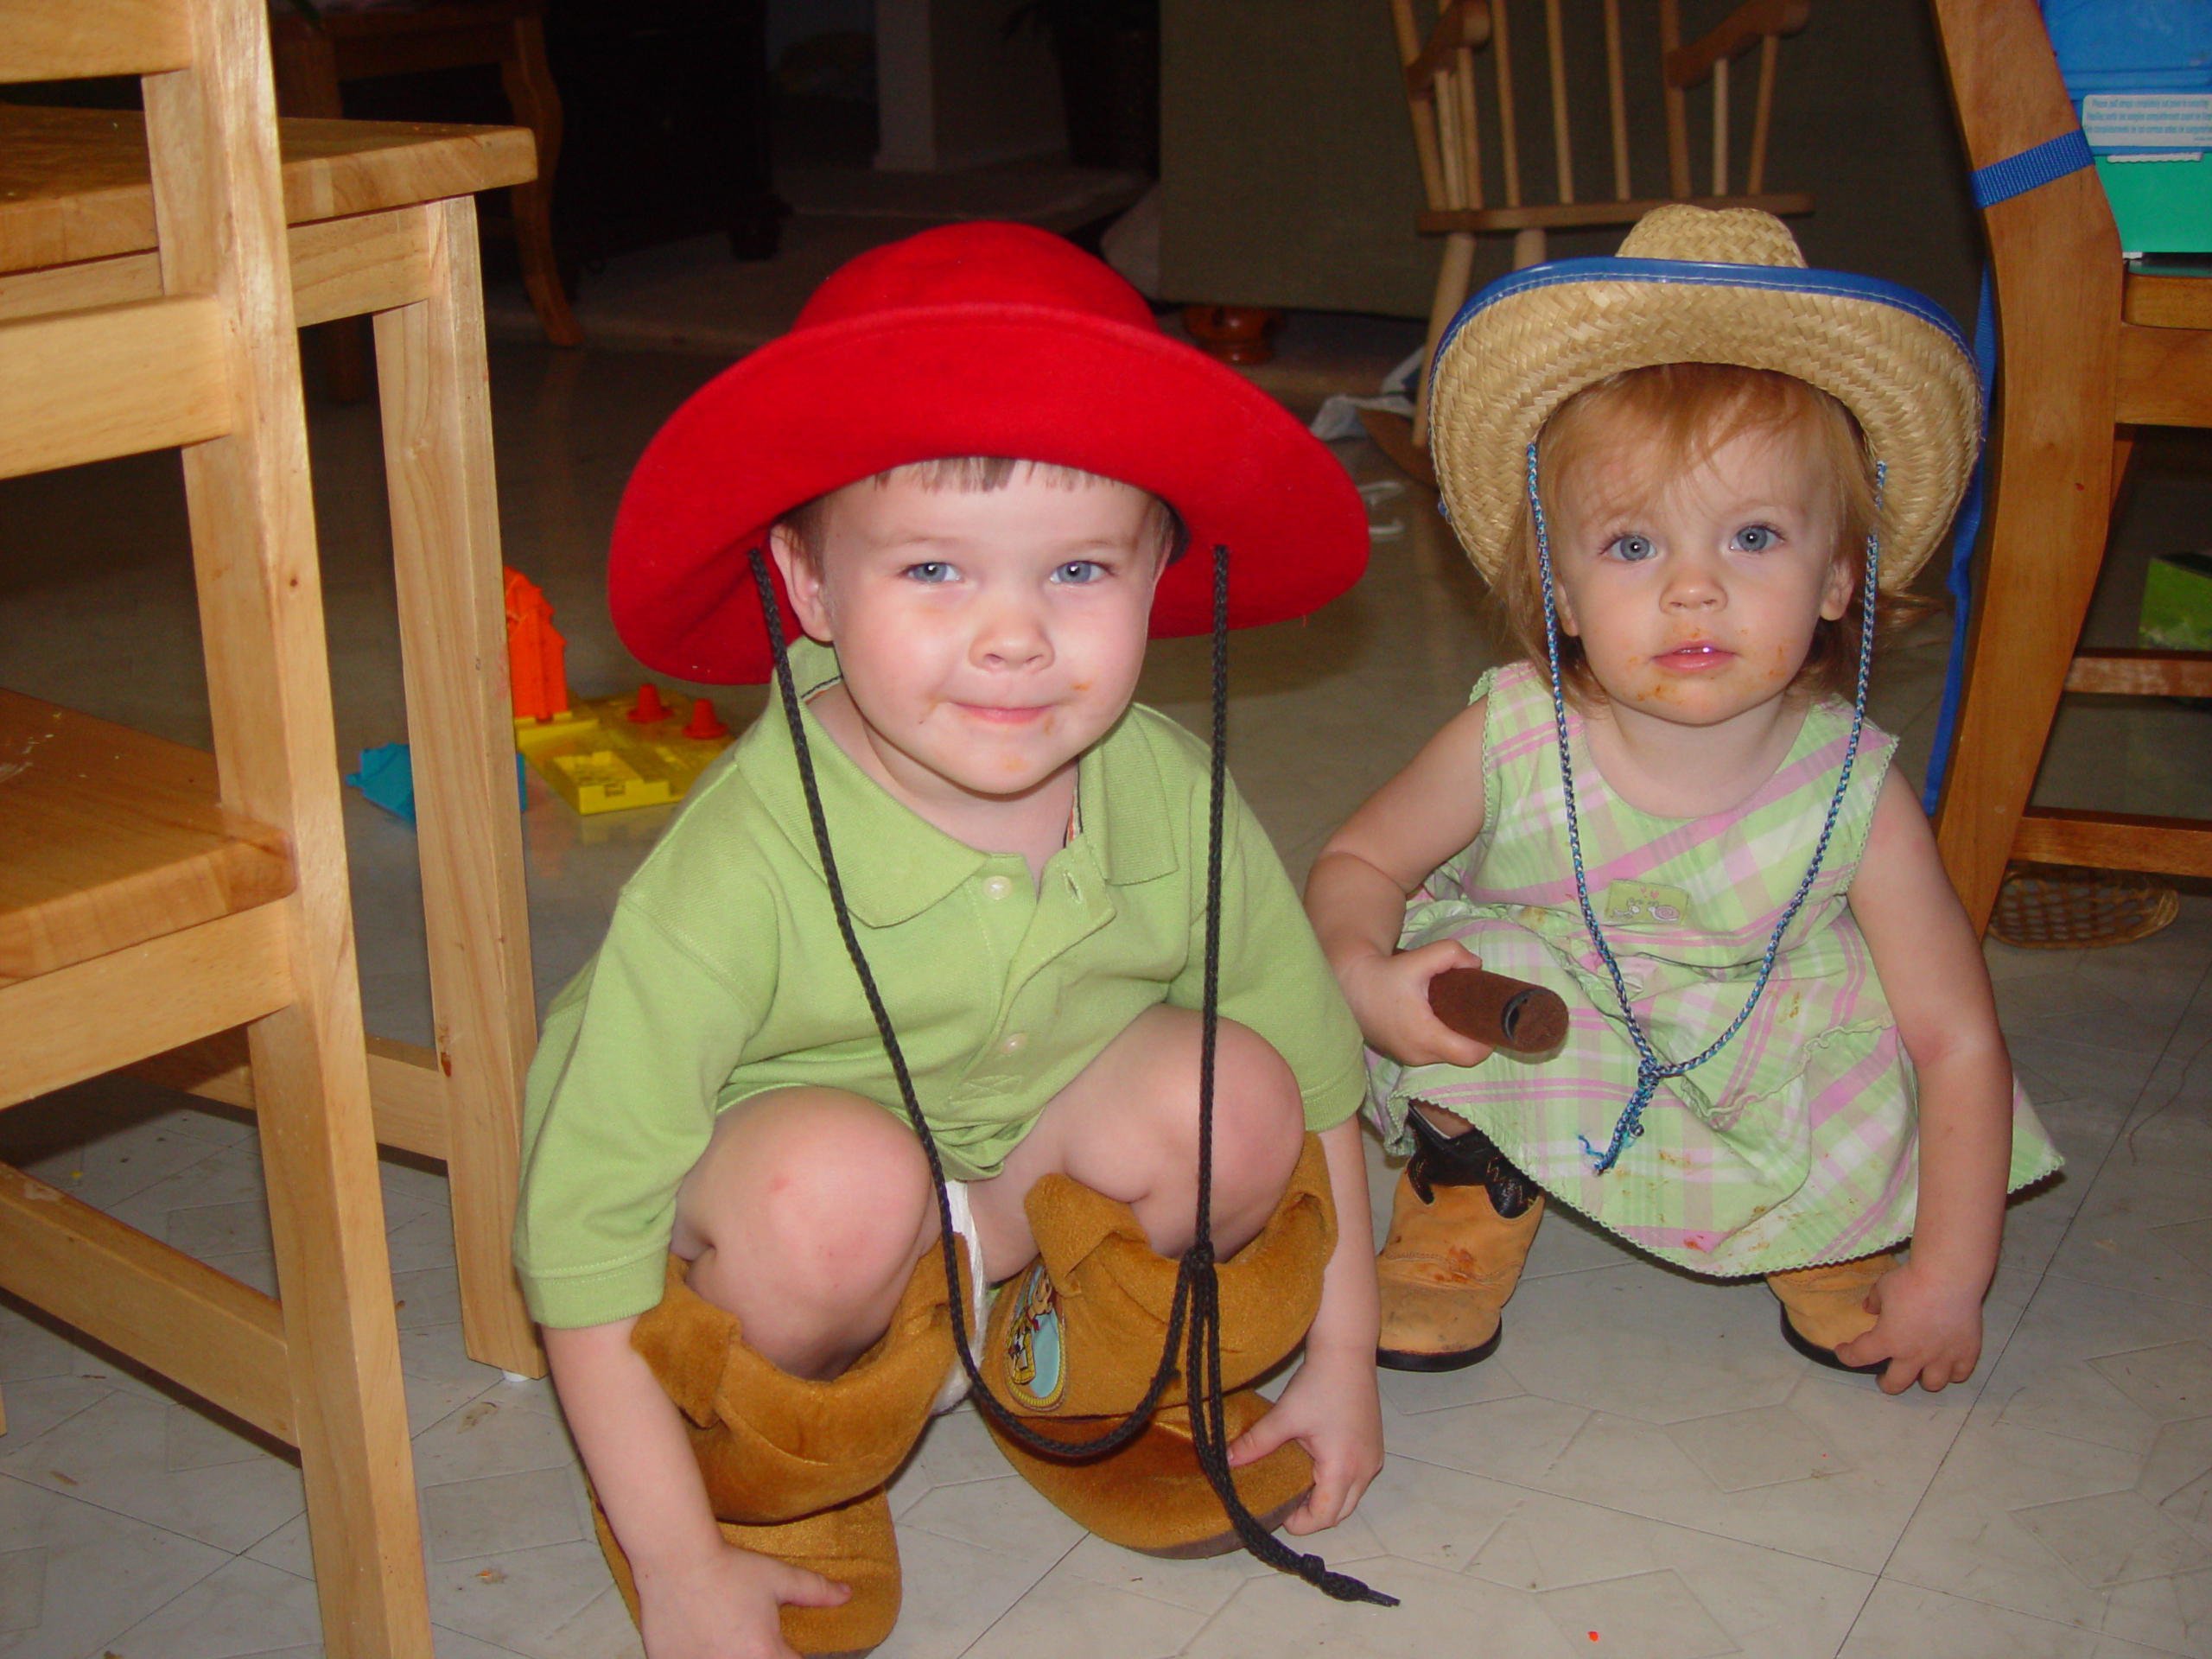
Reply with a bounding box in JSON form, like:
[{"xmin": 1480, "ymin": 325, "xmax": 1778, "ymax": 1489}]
[
  {"xmin": 1340, "ymin": 941, "xmax": 1494, "ymax": 1070},
  {"xmin": 1830, "ymin": 1259, "xmax": 1985, "ymax": 1395},
  {"xmin": 1225, "ymin": 1339, "xmax": 1383, "ymax": 1535},
  {"xmin": 638, "ymin": 1540, "xmax": 849, "ymax": 1659}
]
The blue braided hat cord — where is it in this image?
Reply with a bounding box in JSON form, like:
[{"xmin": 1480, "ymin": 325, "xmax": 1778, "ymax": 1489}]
[{"xmin": 1525, "ymin": 441, "xmax": 1884, "ymax": 1173}]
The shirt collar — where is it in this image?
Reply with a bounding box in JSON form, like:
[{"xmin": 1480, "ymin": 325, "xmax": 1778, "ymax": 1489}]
[{"xmin": 754, "ymin": 639, "xmax": 1178, "ymax": 927}]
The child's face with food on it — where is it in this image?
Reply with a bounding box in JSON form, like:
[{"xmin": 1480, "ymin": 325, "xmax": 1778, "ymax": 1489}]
[
  {"xmin": 1544, "ymin": 414, "xmax": 1855, "ymax": 732},
  {"xmin": 771, "ymin": 461, "xmax": 1170, "ymax": 816}
]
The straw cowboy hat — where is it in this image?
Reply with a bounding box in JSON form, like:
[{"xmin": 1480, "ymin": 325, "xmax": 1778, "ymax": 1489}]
[
  {"xmin": 1427, "ymin": 204, "xmax": 1980, "ymax": 589},
  {"xmin": 608, "ymin": 221, "xmax": 1369, "ymax": 684}
]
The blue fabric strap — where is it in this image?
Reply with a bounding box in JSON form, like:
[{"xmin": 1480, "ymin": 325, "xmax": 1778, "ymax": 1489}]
[
  {"xmin": 1969, "ymin": 127, "xmax": 2095, "ymax": 211},
  {"xmin": 1920, "ymin": 127, "xmax": 2097, "ymax": 816}
]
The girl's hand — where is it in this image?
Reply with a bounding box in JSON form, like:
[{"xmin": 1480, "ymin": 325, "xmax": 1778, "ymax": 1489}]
[
  {"xmin": 1830, "ymin": 1259, "xmax": 1985, "ymax": 1395},
  {"xmin": 1225, "ymin": 1339, "xmax": 1383, "ymax": 1534},
  {"xmin": 1340, "ymin": 940, "xmax": 1495, "ymax": 1070},
  {"xmin": 637, "ymin": 1540, "xmax": 850, "ymax": 1659}
]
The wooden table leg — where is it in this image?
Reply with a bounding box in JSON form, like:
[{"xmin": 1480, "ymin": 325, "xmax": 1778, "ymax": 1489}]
[
  {"xmin": 373, "ymin": 196, "xmax": 544, "ymax": 1377},
  {"xmin": 499, "ymin": 11, "xmax": 582, "ymax": 348}
]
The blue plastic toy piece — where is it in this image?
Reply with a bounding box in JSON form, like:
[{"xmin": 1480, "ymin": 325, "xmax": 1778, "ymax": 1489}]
[{"xmin": 345, "ymin": 742, "xmax": 526, "ymax": 826}]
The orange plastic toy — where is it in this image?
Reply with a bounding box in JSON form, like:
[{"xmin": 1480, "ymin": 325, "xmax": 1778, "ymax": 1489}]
[{"xmin": 504, "ymin": 567, "xmax": 569, "ymax": 723}]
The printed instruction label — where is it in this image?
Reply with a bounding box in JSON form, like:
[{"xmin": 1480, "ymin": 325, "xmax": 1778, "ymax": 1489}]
[{"xmin": 2084, "ymin": 92, "xmax": 2212, "ymax": 151}]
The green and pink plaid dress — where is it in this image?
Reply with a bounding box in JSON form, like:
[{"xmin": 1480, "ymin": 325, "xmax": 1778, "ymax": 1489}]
[{"xmin": 1368, "ymin": 663, "xmax": 2061, "ymax": 1276}]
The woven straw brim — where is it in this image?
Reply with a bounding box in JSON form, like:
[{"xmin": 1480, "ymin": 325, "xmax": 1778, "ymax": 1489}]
[{"xmin": 1429, "ymin": 265, "xmax": 1980, "ymax": 589}]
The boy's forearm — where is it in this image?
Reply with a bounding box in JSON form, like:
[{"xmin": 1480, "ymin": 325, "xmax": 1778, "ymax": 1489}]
[
  {"xmin": 1904, "ymin": 1043, "xmax": 2013, "ymax": 1296},
  {"xmin": 543, "ymin": 1319, "xmax": 725, "ymax": 1583},
  {"xmin": 1305, "ymin": 1116, "xmax": 1381, "ymax": 1357}
]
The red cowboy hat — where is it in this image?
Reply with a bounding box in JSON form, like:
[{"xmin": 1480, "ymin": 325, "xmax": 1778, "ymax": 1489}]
[{"xmin": 607, "ymin": 222, "xmax": 1369, "ymax": 683}]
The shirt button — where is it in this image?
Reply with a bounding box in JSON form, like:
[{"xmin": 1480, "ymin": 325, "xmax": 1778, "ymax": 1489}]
[
  {"xmin": 982, "ymin": 875, "xmax": 1014, "ymax": 900},
  {"xmin": 1001, "ymin": 1032, "xmax": 1027, "ymax": 1054}
]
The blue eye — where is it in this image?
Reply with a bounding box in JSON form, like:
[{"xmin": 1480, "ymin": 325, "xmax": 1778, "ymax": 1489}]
[
  {"xmin": 903, "ymin": 561, "xmax": 956, "ymax": 583},
  {"xmin": 1605, "ymin": 534, "xmax": 1656, "ymax": 563},
  {"xmin": 1052, "ymin": 560, "xmax": 1105, "ymax": 584},
  {"xmin": 1733, "ymin": 524, "xmax": 1778, "ymax": 552}
]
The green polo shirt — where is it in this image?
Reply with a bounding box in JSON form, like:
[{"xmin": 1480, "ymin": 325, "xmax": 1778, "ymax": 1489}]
[{"xmin": 514, "ymin": 640, "xmax": 1364, "ymax": 1329}]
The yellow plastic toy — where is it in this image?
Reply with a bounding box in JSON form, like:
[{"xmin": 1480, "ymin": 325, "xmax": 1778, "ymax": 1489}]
[{"xmin": 506, "ymin": 567, "xmax": 734, "ymax": 815}]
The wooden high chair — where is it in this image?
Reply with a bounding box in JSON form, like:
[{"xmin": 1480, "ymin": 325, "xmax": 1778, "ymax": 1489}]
[
  {"xmin": 0, "ymin": 92, "xmax": 547, "ymax": 1387},
  {"xmin": 0, "ymin": 0, "xmax": 429, "ymax": 1651},
  {"xmin": 1379, "ymin": 0, "xmax": 1815, "ymax": 473},
  {"xmin": 1928, "ymin": 0, "xmax": 2212, "ymax": 934}
]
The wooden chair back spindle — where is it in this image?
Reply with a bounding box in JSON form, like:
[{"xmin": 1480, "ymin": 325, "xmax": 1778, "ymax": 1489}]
[{"xmin": 1383, "ymin": 0, "xmax": 1815, "ymax": 461}]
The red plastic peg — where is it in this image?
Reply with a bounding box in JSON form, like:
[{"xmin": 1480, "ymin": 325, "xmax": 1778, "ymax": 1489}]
[
  {"xmin": 683, "ymin": 697, "xmax": 728, "ymax": 740},
  {"xmin": 626, "ymin": 683, "xmax": 667, "ymax": 723}
]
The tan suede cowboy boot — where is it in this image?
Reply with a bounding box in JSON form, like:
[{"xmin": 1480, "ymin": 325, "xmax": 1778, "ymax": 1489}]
[
  {"xmin": 1375, "ymin": 1109, "xmax": 1543, "ymax": 1371},
  {"xmin": 1768, "ymin": 1250, "xmax": 1895, "ymax": 1374},
  {"xmin": 977, "ymin": 1134, "xmax": 1337, "ymax": 1557},
  {"xmin": 594, "ymin": 1248, "xmax": 963, "ymax": 1658}
]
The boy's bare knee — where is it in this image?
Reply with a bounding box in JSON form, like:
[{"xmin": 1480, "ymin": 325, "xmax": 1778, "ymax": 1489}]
[
  {"xmin": 1137, "ymin": 1014, "xmax": 1303, "ymax": 1229},
  {"xmin": 679, "ymin": 1091, "xmax": 934, "ymax": 1339},
  {"xmin": 1206, "ymin": 1020, "xmax": 1306, "ymax": 1203}
]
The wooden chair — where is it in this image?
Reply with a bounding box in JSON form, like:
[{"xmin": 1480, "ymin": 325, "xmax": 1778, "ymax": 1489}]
[
  {"xmin": 1926, "ymin": 0, "xmax": 2212, "ymax": 934},
  {"xmin": 0, "ymin": 0, "xmax": 429, "ymax": 1651},
  {"xmin": 271, "ymin": 0, "xmax": 582, "ymax": 402},
  {"xmin": 1377, "ymin": 0, "xmax": 1815, "ymax": 472}
]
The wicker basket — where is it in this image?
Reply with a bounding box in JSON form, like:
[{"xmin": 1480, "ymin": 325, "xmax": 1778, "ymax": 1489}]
[{"xmin": 1989, "ymin": 862, "xmax": 2181, "ymax": 950}]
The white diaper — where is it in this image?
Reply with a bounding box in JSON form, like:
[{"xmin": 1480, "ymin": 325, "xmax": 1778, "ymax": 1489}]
[{"xmin": 931, "ymin": 1179, "xmax": 991, "ymax": 1414}]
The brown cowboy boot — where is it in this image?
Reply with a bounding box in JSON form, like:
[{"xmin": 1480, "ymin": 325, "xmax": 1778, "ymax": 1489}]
[
  {"xmin": 1375, "ymin": 1108, "xmax": 1543, "ymax": 1371},
  {"xmin": 594, "ymin": 1247, "xmax": 963, "ymax": 1658},
  {"xmin": 1769, "ymin": 1251, "xmax": 1895, "ymax": 1375},
  {"xmin": 977, "ymin": 1134, "xmax": 1337, "ymax": 1558}
]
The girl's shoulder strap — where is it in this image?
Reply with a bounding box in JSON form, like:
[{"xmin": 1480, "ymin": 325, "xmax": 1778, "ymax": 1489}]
[
  {"xmin": 1468, "ymin": 660, "xmax": 1567, "ymax": 769},
  {"xmin": 1467, "ymin": 658, "xmax": 1549, "ymax": 721},
  {"xmin": 1783, "ymin": 695, "xmax": 1901, "ymax": 886}
]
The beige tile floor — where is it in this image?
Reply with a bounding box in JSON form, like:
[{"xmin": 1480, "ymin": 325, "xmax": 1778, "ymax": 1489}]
[{"xmin": 4, "ymin": 272, "xmax": 2212, "ymax": 1656}]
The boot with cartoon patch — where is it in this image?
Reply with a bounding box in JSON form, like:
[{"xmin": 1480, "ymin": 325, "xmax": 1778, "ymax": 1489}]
[
  {"xmin": 594, "ymin": 1248, "xmax": 963, "ymax": 1657},
  {"xmin": 978, "ymin": 1134, "xmax": 1336, "ymax": 1557},
  {"xmin": 1375, "ymin": 1107, "xmax": 1543, "ymax": 1370}
]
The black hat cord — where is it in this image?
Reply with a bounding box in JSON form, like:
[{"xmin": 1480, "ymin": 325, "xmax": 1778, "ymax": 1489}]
[{"xmin": 744, "ymin": 545, "xmax": 1391, "ymax": 1607}]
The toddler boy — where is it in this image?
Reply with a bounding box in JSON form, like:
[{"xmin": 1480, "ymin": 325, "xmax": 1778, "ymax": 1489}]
[{"xmin": 516, "ymin": 223, "xmax": 1380, "ymax": 1658}]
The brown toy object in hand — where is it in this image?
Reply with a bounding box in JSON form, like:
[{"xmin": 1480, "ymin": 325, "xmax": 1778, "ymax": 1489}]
[{"xmin": 1427, "ymin": 967, "xmax": 1570, "ymax": 1056}]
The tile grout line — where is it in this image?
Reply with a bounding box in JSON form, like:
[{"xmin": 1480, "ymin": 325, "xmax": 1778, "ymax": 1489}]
[
  {"xmin": 1384, "ymin": 1443, "xmax": 1905, "ymax": 1588},
  {"xmin": 948, "ymin": 1526, "xmax": 1085, "ymax": 1659},
  {"xmin": 1, "ymin": 1465, "xmax": 248, "ymax": 1659}
]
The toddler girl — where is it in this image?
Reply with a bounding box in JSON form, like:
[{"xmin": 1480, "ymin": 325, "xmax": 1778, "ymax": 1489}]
[{"xmin": 1306, "ymin": 206, "xmax": 2061, "ymax": 1394}]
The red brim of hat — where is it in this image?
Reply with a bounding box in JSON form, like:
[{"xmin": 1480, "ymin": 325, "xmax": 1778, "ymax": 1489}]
[{"xmin": 608, "ymin": 303, "xmax": 1370, "ymax": 684}]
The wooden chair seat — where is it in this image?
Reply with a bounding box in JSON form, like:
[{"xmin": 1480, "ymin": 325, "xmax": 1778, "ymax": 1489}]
[
  {"xmin": 0, "ymin": 691, "xmax": 291, "ymax": 984},
  {"xmin": 2127, "ymin": 269, "xmax": 2212, "ymax": 330},
  {"xmin": 0, "ymin": 103, "xmax": 536, "ymax": 275}
]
